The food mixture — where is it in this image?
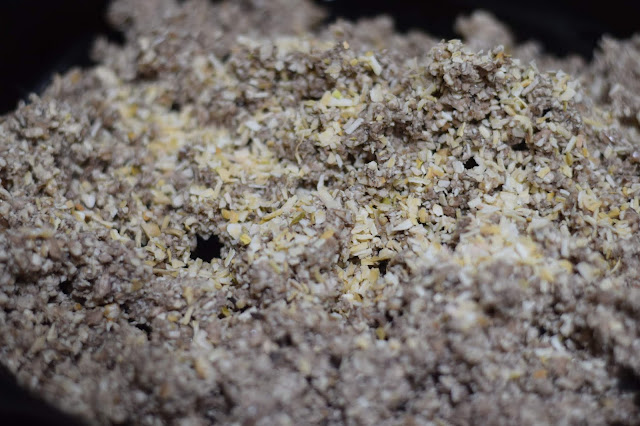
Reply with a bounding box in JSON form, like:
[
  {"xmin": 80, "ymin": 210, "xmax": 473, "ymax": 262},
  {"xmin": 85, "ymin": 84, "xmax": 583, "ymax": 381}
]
[{"xmin": 2, "ymin": 1, "xmax": 640, "ymax": 424}]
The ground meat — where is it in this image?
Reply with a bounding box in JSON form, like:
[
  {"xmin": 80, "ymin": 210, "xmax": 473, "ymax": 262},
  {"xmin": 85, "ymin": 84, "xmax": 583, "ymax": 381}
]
[{"xmin": 1, "ymin": 1, "xmax": 640, "ymax": 425}]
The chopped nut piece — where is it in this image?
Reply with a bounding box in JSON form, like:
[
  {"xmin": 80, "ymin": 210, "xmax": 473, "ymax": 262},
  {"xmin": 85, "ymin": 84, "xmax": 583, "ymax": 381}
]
[{"xmin": 142, "ymin": 222, "xmax": 161, "ymax": 238}]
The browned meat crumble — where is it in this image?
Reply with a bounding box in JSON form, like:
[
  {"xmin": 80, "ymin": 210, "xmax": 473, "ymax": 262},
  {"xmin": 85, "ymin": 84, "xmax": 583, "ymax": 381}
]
[{"xmin": 2, "ymin": 1, "xmax": 640, "ymax": 425}]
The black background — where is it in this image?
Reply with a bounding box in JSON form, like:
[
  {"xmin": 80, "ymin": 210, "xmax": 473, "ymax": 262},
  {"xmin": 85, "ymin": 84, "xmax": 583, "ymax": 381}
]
[
  {"xmin": 1, "ymin": 0, "xmax": 640, "ymax": 114},
  {"xmin": 0, "ymin": 0, "xmax": 639, "ymax": 424}
]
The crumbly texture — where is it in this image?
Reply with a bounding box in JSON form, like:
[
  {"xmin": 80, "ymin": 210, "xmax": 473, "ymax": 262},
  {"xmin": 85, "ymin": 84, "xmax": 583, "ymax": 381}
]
[{"xmin": 2, "ymin": 1, "xmax": 640, "ymax": 425}]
